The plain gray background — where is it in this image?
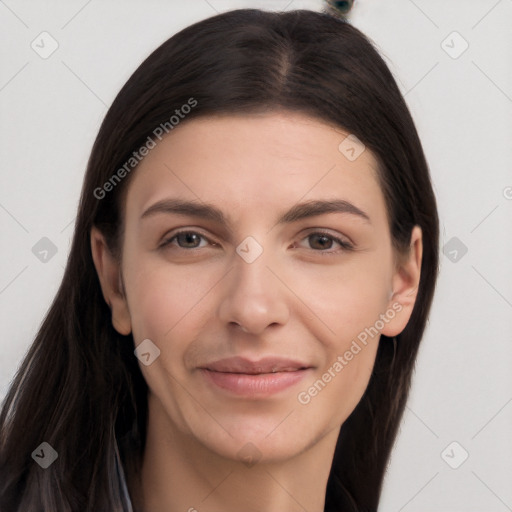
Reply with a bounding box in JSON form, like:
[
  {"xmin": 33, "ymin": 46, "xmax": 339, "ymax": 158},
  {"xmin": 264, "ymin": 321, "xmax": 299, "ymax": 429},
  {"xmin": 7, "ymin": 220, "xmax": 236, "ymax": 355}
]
[{"xmin": 1, "ymin": 0, "xmax": 511, "ymax": 510}]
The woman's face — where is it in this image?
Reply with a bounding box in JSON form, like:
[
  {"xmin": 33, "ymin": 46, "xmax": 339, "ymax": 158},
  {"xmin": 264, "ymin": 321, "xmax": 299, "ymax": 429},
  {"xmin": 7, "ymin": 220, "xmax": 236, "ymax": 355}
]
[{"xmin": 93, "ymin": 111, "xmax": 421, "ymax": 463}]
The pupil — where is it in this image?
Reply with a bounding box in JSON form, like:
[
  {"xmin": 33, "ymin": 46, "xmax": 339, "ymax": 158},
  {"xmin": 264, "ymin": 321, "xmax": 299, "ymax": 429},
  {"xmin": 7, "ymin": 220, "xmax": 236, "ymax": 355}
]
[
  {"xmin": 313, "ymin": 234, "xmax": 331, "ymax": 249},
  {"xmin": 179, "ymin": 233, "xmax": 198, "ymax": 247}
]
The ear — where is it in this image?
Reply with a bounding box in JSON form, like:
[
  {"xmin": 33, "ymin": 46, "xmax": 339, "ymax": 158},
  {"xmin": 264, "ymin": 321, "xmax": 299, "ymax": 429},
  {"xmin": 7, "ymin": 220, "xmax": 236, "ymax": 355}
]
[
  {"xmin": 90, "ymin": 226, "xmax": 132, "ymax": 336},
  {"xmin": 381, "ymin": 225, "xmax": 423, "ymax": 338}
]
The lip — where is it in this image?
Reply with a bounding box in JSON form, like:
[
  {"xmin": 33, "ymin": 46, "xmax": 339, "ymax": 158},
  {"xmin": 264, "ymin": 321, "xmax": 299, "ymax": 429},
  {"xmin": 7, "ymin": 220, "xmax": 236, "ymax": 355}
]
[{"xmin": 199, "ymin": 356, "xmax": 313, "ymax": 398}]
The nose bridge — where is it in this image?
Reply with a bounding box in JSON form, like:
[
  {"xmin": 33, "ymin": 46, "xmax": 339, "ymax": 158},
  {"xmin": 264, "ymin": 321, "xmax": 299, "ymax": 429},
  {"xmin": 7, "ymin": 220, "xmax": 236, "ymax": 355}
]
[{"xmin": 217, "ymin": 240, "xmax": 289, "ymax": 334}]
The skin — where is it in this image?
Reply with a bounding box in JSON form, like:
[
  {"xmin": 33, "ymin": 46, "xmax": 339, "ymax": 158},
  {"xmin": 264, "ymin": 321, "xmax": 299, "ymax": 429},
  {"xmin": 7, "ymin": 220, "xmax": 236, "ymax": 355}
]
[{"xmin": 91, "ymin": 111, "xmax": 422, "ymax": 512}]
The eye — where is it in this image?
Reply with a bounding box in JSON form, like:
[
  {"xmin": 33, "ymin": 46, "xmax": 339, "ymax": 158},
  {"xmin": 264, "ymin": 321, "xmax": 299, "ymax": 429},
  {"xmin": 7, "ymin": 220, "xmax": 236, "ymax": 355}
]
[
  {"xmin": 160, "ymin": 230, "xmax": 213, "ymax": 250},
  {"xmin": 296, "ymin": 231, "xmax": 354, "ymax": 254},
  {"xmin": 160, "ymin": 229, "xmax": 352, "ymax": 254}
]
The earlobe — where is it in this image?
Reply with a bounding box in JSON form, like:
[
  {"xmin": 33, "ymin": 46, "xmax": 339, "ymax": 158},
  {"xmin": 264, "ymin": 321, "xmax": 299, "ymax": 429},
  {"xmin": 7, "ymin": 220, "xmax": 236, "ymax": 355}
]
[
  {"xmin": 381, "ymin": 225, "xmax": 423, "ymax": 338},
  {"xmin": 90, "ymin": 227, "xmax": 132, "ymax": 336}
]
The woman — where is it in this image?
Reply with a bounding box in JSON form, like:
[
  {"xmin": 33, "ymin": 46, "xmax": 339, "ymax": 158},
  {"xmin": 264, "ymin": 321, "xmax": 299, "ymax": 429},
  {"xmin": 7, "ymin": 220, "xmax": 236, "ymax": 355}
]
[{"xmin": 0, "ymin": 7, "xmax": 439, "ymax": 511}]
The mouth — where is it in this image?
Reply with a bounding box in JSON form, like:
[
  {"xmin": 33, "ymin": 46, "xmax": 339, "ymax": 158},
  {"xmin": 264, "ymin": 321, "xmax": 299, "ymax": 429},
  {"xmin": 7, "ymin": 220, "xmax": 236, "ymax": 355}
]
[{"xmin": 198, "ymin": 356, "xmax": 313, "ymax": 398}]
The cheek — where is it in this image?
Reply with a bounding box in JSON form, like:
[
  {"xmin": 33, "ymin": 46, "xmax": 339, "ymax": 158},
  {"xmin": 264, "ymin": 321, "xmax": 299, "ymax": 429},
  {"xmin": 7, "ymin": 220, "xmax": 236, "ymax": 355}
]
[
  {"xmin": 298, "ymin": 343, "xmax": 378, "ymax": 433},
  {"xmin": 128, "ymin": 272, "xmax": 181, "ymax": 341},
  {"xmin": 124, "ymin": 253, "xmax": 221, "ymax": 350},
  {"xmin": 287, "ymin": 256, "xmax": 392, "ymax": 346},
  {"xmin": 296, "ymin": 279, "xmax": 383, "ymax": 427},
  {"xmin": 288, "ymin": 254, "xmax": 390, "ymax": 413}
]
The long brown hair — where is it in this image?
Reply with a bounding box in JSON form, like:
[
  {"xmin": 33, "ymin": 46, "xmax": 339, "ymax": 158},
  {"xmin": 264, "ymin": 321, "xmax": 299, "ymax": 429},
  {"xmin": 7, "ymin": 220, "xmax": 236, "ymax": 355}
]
[{"xmin": 0, "ymin": 9, "xmax": 439, "ymax": 511}]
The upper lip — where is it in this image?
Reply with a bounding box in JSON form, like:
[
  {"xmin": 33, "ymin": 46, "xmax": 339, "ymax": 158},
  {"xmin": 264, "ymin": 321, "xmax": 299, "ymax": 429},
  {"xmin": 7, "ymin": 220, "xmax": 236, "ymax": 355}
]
[{"xmin": 200, "ymin": 356, "xmax": 311, "ymax": 374}]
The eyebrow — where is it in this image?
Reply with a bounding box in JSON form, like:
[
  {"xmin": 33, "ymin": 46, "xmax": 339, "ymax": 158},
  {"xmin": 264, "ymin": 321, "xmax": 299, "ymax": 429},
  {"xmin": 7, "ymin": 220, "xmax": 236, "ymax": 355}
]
[{"xmin": 140, "ymin": 198, "xmax": 371, "ymax": 226}]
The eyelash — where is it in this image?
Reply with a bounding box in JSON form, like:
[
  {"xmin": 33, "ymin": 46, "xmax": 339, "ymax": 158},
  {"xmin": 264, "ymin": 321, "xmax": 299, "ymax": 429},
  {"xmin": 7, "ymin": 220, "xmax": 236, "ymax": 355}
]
[{"xmin": 160, "ymin": 229, "xmax": 354, "ymax": 255}]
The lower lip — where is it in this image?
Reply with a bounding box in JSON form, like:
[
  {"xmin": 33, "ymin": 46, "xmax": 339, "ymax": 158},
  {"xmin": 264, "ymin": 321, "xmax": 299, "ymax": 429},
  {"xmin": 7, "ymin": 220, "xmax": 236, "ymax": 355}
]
[{"xmin": 200, "ymin": 368, "xmax": 311, "ymax": 398}]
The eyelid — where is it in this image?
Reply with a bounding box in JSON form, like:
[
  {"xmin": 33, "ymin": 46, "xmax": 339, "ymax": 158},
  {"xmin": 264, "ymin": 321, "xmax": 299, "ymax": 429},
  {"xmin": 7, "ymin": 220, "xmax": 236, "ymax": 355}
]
[{"xmin": 301, "ymin": 227, "xmax": 353, "ymax": 245}]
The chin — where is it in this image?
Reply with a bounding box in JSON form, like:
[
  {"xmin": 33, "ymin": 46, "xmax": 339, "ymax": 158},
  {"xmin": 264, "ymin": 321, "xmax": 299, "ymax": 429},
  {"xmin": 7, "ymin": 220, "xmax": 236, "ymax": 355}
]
[{"xmin": 193, "ymin": 420, "xmax": 317, "ymax": 465}]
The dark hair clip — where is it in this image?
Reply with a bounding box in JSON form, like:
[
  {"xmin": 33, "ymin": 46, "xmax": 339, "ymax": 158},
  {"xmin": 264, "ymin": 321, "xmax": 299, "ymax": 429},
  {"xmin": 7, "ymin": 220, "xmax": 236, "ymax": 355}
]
[{"xmin": 324, "ymin": 0, "xmax": 355, "ymax": 19}]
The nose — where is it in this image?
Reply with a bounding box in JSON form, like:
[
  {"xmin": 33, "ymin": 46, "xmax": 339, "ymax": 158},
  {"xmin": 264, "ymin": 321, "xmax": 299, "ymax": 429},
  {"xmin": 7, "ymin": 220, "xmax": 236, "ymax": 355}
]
[{"xmin": 217, "ymin": 249, "xmax": 290, "ymax": 336}]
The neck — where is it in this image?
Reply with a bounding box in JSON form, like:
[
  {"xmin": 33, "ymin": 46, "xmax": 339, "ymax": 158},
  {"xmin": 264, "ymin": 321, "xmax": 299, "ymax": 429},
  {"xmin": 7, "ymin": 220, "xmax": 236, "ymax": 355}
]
[{"xmin": 129, "ymin": 392, "xmax": 339, "ymax": 512}]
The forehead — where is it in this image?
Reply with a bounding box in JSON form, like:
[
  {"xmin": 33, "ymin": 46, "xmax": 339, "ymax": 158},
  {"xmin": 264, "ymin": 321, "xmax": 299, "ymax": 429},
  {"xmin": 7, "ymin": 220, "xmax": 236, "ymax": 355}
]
[{"xmin": 124, "ymin": 111, "xmax": 386, "ymax": 228}]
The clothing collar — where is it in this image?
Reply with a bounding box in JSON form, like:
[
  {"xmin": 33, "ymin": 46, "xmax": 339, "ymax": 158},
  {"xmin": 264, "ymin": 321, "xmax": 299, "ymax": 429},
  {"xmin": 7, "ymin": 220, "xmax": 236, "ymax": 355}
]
[{"xmin": 114, "ymin": 436, "xmax": 135, "ymax": 512}]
